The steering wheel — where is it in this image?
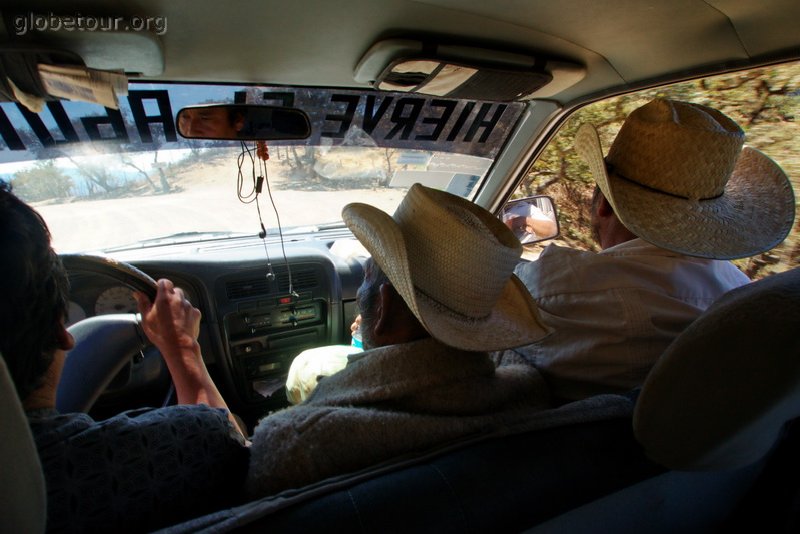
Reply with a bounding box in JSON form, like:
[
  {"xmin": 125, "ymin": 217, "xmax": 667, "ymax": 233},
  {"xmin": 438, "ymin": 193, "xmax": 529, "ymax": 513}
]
[{"xmin": 56, "ymin": 254, "xmax": 159, "ymax": 413}]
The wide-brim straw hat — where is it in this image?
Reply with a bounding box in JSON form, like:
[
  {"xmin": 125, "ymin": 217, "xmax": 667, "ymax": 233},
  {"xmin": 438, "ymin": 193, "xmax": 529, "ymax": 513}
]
[
  {"xmin": 342, "ymin": 183, "xmax": 550, "ymax": 352},
  {"xmin": 575, "ymin": 98, "xmax": 795, "ymax": 260}
]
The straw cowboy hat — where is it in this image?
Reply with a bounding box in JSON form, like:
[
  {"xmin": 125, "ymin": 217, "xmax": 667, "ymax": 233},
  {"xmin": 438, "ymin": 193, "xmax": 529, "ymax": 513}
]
[
  {"xmin": 575, "ymin": 98, "xmax": 795, "ymax": 259},
  {"xmin": 342, "ymin": 183, "xmax": 550, "ymax": 352}
]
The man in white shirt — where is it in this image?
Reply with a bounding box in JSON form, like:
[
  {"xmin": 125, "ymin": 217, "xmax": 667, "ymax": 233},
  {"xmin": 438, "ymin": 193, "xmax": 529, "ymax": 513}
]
[{"xmin": 505, "ymin": 98, "xmax": 796, "ymax": 402}]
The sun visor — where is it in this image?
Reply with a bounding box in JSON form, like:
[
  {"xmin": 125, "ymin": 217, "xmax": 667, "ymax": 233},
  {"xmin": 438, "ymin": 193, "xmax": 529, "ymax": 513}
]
[
  {"xmin": 0, "ymin": 11, "xmax": 164, "ymax": 111},
  {"xmin": 32, "ymin": 30, "xmax": 164, "ymax": 77},
  {"xmin": 355, "ymin": 39, "xmax": 585, "ymax": 101},
  {"xmin": 0, "ymin": 44, "xmax": 129, "ymax": 111},
  {"xmin": 0, "ymin": 45, "xmax": 83, "ymax": 107}
]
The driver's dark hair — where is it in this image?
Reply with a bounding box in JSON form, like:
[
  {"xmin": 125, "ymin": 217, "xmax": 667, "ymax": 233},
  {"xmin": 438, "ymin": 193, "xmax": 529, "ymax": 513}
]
[{"xmin": 0, "ymin": 181, "xmax": 69, "ymax": 400}]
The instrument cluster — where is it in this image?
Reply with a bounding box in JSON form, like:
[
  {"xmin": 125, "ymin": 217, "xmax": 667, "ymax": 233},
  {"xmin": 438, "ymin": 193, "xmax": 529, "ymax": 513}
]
[{"xmin": 65, "ymin": 272, "xmax": 197, "ymax": 328}]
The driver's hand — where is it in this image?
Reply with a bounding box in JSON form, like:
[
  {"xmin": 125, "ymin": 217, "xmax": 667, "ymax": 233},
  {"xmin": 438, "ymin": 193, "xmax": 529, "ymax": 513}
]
[{"xmin": 134, "ymin": 279, "xmax": 201, "ymax": 355}]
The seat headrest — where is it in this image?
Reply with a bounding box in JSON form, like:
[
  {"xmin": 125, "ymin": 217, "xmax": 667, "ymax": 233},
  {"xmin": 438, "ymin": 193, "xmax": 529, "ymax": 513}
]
[{"xmin": 633, "ymin": 267, "xmax": 800, "ymax": 470}]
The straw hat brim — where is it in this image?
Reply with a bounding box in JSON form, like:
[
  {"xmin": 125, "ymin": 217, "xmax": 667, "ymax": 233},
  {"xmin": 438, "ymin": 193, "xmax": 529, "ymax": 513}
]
[
  {"xmin": 576, "ymin": 124, "xmax": 796, "ymax": 260},
  {"xmin": 343, "ymin": 202, "xmax": 550, "ymax": 352}
]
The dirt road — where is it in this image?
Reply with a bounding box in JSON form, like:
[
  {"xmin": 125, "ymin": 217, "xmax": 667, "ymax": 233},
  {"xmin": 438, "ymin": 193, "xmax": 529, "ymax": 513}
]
[{"xmin": 37, "ymin": 158, "xmax": 405, "ymax": 252}]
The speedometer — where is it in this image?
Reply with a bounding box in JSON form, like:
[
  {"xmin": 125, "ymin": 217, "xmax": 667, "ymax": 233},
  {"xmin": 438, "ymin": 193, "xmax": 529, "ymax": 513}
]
[{"xmin": 95, "ymin": 286, "xmax": 138, "ymax": 315}]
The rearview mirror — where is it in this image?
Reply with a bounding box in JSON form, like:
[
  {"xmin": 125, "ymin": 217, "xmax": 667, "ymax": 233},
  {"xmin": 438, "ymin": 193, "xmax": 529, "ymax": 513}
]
[
  {"xmin": 176, "ymin": 104, "xmax": 311, "ymax": 141},
  {"xmin": 500, "ymin": 196, "xmax": 559, "ymax": 244}
]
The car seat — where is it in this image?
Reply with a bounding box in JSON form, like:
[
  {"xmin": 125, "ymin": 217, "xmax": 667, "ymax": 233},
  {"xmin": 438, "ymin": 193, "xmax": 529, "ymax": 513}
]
[
  {"xmin": 531, "ymin": 266, "xmax": 800, "ymax": 533},
  {"xmin": 0, "ymin": 353, "xmax": 47, "ymax": 533}
]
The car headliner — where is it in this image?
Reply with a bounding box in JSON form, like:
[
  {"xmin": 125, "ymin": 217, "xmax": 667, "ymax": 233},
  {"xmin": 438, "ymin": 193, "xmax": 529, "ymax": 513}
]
[{"xmin": 5, "ymin": 0, "xmax": 800, "ymax": 107}]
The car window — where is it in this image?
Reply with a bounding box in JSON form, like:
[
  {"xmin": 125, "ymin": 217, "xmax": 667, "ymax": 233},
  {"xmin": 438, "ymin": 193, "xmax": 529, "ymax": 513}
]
[{"xmin": 510, "ymin": 61, "xmax": 800, "ymax": 279}]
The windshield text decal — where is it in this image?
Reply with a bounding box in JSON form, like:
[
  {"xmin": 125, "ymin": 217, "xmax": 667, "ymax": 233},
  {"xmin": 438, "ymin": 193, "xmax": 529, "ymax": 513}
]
[{"xmin": 0, "ymin": 85, "xmax": 524, "ymax": 161}]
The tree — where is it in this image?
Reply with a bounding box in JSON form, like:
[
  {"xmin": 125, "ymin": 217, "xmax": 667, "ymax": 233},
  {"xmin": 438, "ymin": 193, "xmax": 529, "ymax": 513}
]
[
  {"xmin": 11, "ymin": 161, "xmax": 73, "ymax": 202},
  {"xmin": 122, "ymin": 156, "xmax": 159, "ymax": 192},
  {"xmin": 381, "ymin": 148, "xmax": 397, "ymax": 186},
  {"xmin": 60, "ymin": 152, "xmax": 120, "ymax": 194}
]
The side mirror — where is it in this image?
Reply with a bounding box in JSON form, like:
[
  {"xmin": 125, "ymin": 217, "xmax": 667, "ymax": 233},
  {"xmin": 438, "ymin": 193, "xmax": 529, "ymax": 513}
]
[
  {"xmin": 176, "ymin": 104, "xmax": 311, "ymax": 141},
  {"xmin": 500, "ymin": 195, "xmax": 559, "ymax": 244}
]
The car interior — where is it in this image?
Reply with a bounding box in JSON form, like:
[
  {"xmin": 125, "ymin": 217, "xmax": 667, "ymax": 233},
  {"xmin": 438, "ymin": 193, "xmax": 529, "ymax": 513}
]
[{"xmin": 0, "ymin": 0, "xmax": 799, "ymax": 532}]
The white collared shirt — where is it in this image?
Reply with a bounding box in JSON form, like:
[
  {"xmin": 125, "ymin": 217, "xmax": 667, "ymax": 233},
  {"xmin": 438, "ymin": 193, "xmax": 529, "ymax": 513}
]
[{"xmin": 512, "ymin": 238, "xmax": 750, "ymax": 401}]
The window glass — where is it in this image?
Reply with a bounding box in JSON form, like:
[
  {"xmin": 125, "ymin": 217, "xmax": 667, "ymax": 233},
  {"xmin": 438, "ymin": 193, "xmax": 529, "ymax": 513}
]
[{"xmin": 511, "ymin": 61, "xmax": 799, "ymax": 279}]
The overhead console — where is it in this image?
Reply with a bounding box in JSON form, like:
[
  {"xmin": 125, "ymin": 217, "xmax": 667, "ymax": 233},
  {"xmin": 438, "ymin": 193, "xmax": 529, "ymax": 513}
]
[{"xmin": 215, "ymin": 260, "xmax": 340, "ymax": 406}]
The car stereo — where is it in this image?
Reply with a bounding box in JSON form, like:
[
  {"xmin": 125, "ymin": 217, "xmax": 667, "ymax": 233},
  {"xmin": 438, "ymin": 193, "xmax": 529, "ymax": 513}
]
[{"xmin": 223, "ymin": 291, "xmax": 328, "ymax": 403}]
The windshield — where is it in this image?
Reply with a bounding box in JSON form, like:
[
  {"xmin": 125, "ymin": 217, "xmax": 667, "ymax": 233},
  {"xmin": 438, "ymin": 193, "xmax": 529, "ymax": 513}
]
[{"xmin": 0, "ymin": 83, "xmax": 524, "ymax": 252}]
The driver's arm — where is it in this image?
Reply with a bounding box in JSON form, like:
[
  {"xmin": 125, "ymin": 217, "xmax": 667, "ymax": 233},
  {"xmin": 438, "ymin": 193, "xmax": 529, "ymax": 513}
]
[
  {"xmin": 524, "ymin": 210, "xmax": 557, "ymax": 237},
  {"xmin": 134, "ymin": 279, "xmax": 248, "ymax": 439}
]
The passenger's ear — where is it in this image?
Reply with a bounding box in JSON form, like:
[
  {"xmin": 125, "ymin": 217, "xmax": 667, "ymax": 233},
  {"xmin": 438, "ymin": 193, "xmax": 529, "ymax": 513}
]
[
  {"xmin": 373, "ymin": 283, "xmax": 427, "ymax": 344},
  {"xmin": 595, "ymin": 193, "xmax": 615, "ymax": 218}
]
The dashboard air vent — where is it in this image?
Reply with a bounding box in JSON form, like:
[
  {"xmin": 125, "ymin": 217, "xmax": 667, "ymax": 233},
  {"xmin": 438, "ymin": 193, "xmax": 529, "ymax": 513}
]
[
  {"xmin": 225, "ymin": 277, "xmax": 270, "ymax": 300},
  {"xmin": 277, "ymin": 268, "xmax": 318, "ymax": 293},
  {"xmin": 225, "ymin": 267, "xmax": 319, "ymax": 300}
]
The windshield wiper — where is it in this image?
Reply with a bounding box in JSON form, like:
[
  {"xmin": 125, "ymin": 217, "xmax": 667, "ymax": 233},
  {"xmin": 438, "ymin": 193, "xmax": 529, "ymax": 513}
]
[
  {"xmin": 105, "ymin": 223, "xmax": 352, "ymax": 252},
  {"xmin": 103, "ymin": 231, "xmax": 255, "ymax": 252},
  {"xmin": 315, "ymin": 222, "xmax": 348, "ymax": 231},
  {"xmin": 281, "ymin": 221, "xmax": 348, "ymax": 235}
]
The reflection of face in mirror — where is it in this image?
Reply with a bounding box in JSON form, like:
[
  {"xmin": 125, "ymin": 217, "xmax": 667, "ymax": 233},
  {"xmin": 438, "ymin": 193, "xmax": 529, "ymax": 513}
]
[
  {"xmin": 177, "ymin": 104, "xmax": 312, "ymax": 141},
  {"xmin": 501, "ymin": 197, "xmax": 558, "ymax": 244},
  {"xmin": 177, "ymin": 107, "xmax": 245, "ymax": 139}
]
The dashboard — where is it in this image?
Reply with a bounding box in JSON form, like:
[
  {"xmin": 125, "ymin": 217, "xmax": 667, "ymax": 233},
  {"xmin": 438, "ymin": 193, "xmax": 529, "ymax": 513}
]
[{"xmin": 64, "ymin": 229, "xmax": 367, "ymax": 428}]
